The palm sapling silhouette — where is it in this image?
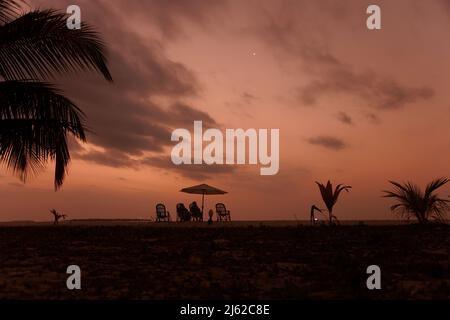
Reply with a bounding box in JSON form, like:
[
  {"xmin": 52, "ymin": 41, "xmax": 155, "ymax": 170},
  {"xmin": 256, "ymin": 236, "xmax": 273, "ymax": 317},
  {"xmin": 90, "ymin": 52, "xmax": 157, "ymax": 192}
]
[
  {"xmin": 316, "ymin": 180, "xmax": 352, "ymax": 225},
  {"xmin": 383, "ymin": 178, "xmax": 450, "ymax": 224},
  {"xmin": 50, "ymin": 209, "xmax": 66, "ymax": 225}
]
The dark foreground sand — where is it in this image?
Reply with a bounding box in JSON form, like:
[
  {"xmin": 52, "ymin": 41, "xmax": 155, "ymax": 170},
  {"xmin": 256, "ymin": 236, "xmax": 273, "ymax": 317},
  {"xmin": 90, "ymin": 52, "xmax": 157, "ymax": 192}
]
[{"xmin": 0, "ymin": 223, "xmax": 449, "ymax": 300}]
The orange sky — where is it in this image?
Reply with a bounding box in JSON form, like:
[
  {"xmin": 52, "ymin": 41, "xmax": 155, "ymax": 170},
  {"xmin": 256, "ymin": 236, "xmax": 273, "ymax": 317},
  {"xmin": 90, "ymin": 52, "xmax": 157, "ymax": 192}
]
[{"xmin": 2, "ymin": 0, "xmax": 450, "ymax": 221}]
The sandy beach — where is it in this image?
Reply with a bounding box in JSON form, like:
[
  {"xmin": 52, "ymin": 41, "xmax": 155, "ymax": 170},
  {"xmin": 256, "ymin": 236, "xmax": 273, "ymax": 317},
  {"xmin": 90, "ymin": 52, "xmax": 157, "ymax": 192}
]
[
  {"xmin": 0, "ymin": 222, "xmax": 448, "ymax": 300},
  {"xmin": 0, "ymin": 219, "xmax": 410, "ymax": 227}
]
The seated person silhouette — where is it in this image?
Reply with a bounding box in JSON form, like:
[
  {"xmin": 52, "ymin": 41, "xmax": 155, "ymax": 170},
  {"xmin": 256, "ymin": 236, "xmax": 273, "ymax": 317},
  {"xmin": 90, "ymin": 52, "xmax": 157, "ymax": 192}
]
[
  {"xmin": 177, "ymin": 203, "xmax": 191, "ymax": 222},
  {"xmin": 189, "ymin": 201, "xmax": 203, "ymax": 221}
]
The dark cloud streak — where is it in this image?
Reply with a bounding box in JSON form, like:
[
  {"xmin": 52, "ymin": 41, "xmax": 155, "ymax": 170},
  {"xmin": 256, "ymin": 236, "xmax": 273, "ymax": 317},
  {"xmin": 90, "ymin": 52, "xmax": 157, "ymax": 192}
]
[
  {"xmin": 308, "ymin": 136, "xmax": 347, "ymax": 150},
  {"xmin": 31, "ymin": 0, "xmax": 226, "ymax": 171},
  {"xmin": 255, "ymin": 3, "xmax": 434, "ymax": 111},
  {"xmin": 336, "ymin": 111, "xmax": 353, "ymax": 125}
]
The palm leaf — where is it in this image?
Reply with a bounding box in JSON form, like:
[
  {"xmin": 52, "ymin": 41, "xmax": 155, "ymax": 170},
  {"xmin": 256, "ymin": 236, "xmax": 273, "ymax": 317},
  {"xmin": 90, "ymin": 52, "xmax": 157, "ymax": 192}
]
[
  {"xmin": 424, "ymin": 177, "xmax": 449, "ymax": 199},
  {"xmin": 0, "ymin": 9, "xmax": 112, "ymax": 81},
  {"xmin": 316, "ymin": 181, "xmax": 332, "ymax": 211},
  {"xmin": 0, "ymin": 0, "xmax": 25, "ymax": 23},
  {"xmin": 333, "ymin": 184, "xmax": 352, "ymax": 204},
  {"xmin": 0, "ymin": 80, "xmax": 86, "ymax": 189}
]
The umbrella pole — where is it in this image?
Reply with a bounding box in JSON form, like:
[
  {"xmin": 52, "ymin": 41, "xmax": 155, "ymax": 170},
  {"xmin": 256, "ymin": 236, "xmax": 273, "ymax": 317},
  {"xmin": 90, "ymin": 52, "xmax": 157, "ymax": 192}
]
[{"xmin": 201, "ymin": 192, "xmax": 205, "ymax": 214}]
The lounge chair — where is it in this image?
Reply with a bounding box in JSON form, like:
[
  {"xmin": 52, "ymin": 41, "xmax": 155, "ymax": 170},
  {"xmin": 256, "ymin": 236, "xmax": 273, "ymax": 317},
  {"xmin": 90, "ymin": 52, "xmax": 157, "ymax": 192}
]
[
  {"xmin": 176, "ymin": 203, "xmax": 191, "ymax": 222},
  {"xmin": 156, "ymin": 203, "xmax": 170, "ymax": 222},
  {"xmin": 215, "ymin": 203, "xmax": 231, "ymax": 221}
]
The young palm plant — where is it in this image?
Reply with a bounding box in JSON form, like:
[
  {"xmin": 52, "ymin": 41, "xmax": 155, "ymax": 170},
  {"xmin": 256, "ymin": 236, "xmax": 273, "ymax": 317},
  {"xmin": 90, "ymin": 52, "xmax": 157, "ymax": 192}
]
[
  {"xmin": 0, "ymin": 0, "xmax": 112, "ymax": 189},
  {"xmin": 316, "ymin": 180, "xmax": 352, "ymax": 225},
  {"xmin": 383, "ymin": 178, "xmax": 450, "ymax": 224}
]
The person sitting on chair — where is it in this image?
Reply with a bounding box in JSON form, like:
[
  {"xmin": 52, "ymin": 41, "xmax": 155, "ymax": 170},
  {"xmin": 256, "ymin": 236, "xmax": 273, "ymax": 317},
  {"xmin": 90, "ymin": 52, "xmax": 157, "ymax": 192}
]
[
  {"xmin": 177, "ymin": 203, "xmax": 191, "ymax": 222},
  {"xmin": 189, "ymin": 201, "xmax": 203, "ymax": 221}
]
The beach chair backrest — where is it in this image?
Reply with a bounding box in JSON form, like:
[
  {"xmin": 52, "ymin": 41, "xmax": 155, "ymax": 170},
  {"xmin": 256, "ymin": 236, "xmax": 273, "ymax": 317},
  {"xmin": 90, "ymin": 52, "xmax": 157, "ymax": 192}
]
[
  {"xmin": 216, "ymin": 203, "xmax": 226, "ymax": 214},
  {"xmin": 156, "ymin": 203, "xmax": 167, "ymax": 217}
]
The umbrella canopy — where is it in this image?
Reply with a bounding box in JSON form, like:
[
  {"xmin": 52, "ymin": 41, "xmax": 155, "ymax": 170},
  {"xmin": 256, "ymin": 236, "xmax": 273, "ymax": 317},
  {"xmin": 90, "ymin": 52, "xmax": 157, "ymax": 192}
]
[
  {"xmin": 180, "ymin": 184, "xmax": 227, "ymax": 213},
  {"xmin": 181, "ymin": 184, "xmax": 227, "ymax": 195}
]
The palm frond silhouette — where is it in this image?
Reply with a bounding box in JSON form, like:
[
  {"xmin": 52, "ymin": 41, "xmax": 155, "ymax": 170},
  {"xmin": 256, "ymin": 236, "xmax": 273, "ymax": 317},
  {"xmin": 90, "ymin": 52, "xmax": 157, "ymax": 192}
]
[
  {"xmin": 0, "ymin": 0, "xmax": 22, "ymax": 23},
  {"xmin": 0, "ymin": 1, "xmax": 112, "ymax": 189},
  {"xmin": 383, "ymin": 178, "xmax": 450, "ymax": 224},
  {"xmin": 316, "ymin": 180, "xmax": 352, "ymax": 225}
]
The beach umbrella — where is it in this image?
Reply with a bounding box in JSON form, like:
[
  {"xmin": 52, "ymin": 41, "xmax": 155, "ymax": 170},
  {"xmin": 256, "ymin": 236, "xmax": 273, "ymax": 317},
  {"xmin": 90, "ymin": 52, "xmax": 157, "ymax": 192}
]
[{"xmin": 180, "ymin": 184, "xmax": 227, "ymax": 213}]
